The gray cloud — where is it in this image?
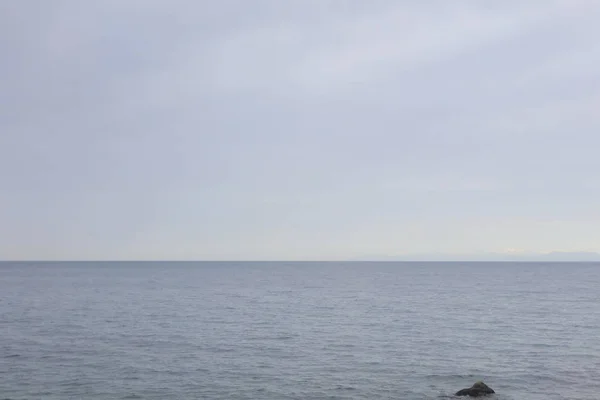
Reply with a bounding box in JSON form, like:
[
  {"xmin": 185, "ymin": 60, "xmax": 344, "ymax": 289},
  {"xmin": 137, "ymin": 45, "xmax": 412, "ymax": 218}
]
[{"xmin": 1, "ymin": 1, "xmax": 599, "ymax": 260}]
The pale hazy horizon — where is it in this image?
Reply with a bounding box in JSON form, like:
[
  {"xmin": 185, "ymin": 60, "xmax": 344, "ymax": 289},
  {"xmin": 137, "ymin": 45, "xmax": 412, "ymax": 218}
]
[{"xmin": 2, "ymin": 1, "xmax": 600, "ymax": 261}]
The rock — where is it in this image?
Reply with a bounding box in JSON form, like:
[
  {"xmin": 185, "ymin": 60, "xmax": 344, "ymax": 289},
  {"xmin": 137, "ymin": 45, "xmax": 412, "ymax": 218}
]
[{"xmin": 455, "ymin": 381, "xmax": 495, "ymax": 397}]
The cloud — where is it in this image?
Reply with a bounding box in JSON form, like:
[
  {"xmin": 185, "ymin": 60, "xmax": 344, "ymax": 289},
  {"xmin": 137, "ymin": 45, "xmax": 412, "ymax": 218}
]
[{"xmin": 1, "ymin": 1, "xmax": 600, "ymax": 259}]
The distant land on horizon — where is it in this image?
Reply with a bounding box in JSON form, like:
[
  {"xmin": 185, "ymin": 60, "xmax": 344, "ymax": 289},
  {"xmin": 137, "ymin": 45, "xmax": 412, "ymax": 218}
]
[{"xmin": 351, "ymin": 251, "xmax": 600, "ymax": 262}]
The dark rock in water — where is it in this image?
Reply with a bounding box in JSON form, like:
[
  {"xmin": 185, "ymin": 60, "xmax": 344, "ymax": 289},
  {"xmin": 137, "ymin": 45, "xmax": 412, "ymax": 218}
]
[{"xmin": 455, "ymin": 381, "xmax": 495, "ymax": 397}]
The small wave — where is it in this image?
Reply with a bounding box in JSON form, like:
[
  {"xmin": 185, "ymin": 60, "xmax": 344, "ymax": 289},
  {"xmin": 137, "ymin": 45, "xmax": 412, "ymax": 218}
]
[
  {"xmin": 425, "ymin": 374, "xmax": 477, "ymax": 379},
  {"xmin": 211, "ymin": 347, "xmax": 235, "ymax": 353}
]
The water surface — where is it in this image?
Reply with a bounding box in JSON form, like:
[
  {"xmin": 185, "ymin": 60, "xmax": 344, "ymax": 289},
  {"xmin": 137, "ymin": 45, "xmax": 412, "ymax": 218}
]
[{"xmin": 1, "ymin": 261, "xmax": 599, "ymax": 399}]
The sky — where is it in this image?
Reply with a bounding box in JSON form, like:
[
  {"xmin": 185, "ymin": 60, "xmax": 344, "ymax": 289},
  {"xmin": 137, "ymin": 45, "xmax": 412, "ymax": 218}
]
[{"xmin": 1, "ymin": 0, "xmax": 600, "ymax": 261}]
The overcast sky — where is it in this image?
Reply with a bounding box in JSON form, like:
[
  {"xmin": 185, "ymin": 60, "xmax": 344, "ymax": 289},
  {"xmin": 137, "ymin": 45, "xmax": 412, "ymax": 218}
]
[{"xmin": 1, "ymin": 1, "xmax": 599, "ymax": 260}]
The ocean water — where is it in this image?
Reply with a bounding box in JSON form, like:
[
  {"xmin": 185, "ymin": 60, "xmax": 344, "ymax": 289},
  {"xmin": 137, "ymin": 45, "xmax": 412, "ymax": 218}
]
[{"xmin": 1, "ymin": 262, "xmax": 600, "ymax": 400}]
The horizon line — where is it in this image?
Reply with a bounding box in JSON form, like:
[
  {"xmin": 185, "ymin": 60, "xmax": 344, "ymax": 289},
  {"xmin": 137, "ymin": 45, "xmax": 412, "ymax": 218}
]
[{"xmin": 1, "ymin": 259, "xmax": 599, "ymax": 263}]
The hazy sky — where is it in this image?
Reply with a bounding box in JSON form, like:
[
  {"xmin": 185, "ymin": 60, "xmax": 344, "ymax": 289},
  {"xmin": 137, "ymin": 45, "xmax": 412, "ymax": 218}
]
[{"xmin": 2, "ymin": 1, "xmax": 600, "ymax": 260}]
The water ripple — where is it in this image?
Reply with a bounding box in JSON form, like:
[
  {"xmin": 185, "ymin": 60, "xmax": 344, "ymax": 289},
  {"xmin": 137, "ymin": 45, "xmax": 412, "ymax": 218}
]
[{"xmin": 1, "ymin": 261, "xmax": 599, "ymax": 400}]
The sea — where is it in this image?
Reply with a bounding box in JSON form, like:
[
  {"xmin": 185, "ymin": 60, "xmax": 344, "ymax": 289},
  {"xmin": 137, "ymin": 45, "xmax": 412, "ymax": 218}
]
[{"xmin": 1, "ymin": 261, "xmax": 599, "ymax": 400}]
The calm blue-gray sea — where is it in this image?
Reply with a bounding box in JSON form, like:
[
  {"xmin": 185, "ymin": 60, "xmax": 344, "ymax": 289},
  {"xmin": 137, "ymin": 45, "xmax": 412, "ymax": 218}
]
[{"xmin": 1, "ymin": 262, "xmax": 599, "ymax": 400}]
